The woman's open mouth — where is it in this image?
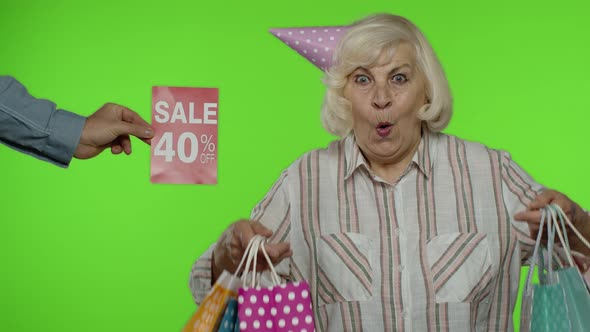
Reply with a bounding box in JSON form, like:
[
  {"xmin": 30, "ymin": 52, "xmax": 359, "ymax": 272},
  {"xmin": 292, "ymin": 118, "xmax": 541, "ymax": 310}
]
[{"xmin": 376, "ymin": 122, "xmax": 393, "ymax": 137}]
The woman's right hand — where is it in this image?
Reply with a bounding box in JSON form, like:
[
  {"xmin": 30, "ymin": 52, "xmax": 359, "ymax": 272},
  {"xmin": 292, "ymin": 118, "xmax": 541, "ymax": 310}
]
[{"xmin": 212, "ymin": 219, "xmax": 292, "ymax": 282}]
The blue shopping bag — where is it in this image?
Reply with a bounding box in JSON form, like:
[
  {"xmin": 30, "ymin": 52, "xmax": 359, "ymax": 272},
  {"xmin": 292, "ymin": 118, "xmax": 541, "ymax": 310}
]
[{"xmin": 217, "ymin": 297, "xmax": 239, "ymax": 332}]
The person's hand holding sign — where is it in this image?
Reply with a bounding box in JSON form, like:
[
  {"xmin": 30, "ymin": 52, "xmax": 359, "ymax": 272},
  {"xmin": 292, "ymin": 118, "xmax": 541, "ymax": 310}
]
[{"xmin": 75, "ymin": 103, "xmax": 154, "ymax": 159}]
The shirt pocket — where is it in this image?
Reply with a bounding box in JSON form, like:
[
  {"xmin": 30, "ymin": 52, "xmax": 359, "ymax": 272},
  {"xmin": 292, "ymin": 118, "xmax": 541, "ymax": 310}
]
[
  {"xmin": 427, "ymin": 232, "xmax": 493, "ymax": 303},
  {"xmin": 315, "ymin": 232, "xmax": 375, "ymax": 306}
]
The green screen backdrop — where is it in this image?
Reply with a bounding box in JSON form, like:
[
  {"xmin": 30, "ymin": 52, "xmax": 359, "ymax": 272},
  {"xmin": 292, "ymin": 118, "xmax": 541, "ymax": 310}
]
[{"xmin": 1, "ymin": 1, "xmax": 588, "ymax": 331}]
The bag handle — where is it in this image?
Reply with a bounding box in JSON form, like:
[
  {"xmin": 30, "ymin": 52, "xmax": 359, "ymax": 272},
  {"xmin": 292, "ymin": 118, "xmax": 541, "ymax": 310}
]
[
  {"xmin": 523, "ymin": 208, "xmax": 547, "ymax": 297},
  {"xmin": 521, "ymin": 209, "xmax": 547, "ymax": 332},
  {"xmin": 553, "ymin": 205, "xmax": 571, "ymax": 253},
  {"xmin": 259, "ymin": 239, "xmax": 282, "ymax": 285},
  {"xmin": 536, "ymin": 205, "xmax": 576, "ymax": 285},
  {"xmin": 550, "ymin": 204, "xmax": 590, "ymax": 251},
  {"xmin": 242, "ymin": 235, "xmax": 264, "ymax": 288},
  {"xmin": 548, "ymin": 205, "xmax": 575, "ymax": 267},
  {"xmin": 233, "ymin": 233, "xmax": 262, "ymax": 278},
  {"xmin": 238, "ymin": 235, "xmax": 282, "ymax": 288},
  {"xmin": 537, "ymin": 208, "xmax": 556, "ymax": 285}
]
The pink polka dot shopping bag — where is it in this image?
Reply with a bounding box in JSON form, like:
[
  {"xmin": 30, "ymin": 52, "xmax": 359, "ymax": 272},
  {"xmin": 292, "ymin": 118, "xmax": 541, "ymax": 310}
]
[{"xmin": 236, "ymin": 236, "xmax": 315, "ymax": 332}]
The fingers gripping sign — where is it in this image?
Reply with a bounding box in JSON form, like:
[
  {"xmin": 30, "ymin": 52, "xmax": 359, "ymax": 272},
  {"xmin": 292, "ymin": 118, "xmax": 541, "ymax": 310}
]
[{"xmin": 74, "ymin": 103, "xmax": 154, "ymax": 159}]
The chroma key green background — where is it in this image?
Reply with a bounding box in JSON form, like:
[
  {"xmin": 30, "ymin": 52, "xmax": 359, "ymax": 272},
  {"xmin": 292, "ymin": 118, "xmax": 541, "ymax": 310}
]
[{"xmin": 1, "ymin": 0, "xmax": 589, "ymax": 331}]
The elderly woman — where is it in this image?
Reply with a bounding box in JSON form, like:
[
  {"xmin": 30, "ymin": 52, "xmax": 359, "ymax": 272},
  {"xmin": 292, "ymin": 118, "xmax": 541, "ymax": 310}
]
[{"xmin": 189, "ymin": 14, "xmax": 590, "ymax": 331}]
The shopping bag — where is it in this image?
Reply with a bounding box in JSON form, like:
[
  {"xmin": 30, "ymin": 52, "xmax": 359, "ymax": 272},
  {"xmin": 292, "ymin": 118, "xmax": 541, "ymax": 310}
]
[
  {"xmin": 521, "ymin": 204, "xmax": 590, "ymax": 332},
  {"xmin": 216, "ymin": 297, "xmax": 239, "ymax": 332},
  {"xmin": 236, "ymin": 235, "xmax": 315, "ymax": 332},
  {"xmin": 552, "ymin": 206, "xmax": 590, "ymax": 331},
  {"xmin": 556, "ymin": 267, "xmax": 590, "ymax": 331},
  {"xmin": 183, "ymin": 270, "xmax": 241, "ymax": 332},
  {"xmin": 184, "ymin": 233, "xmax": 264, "ymax": 332}
]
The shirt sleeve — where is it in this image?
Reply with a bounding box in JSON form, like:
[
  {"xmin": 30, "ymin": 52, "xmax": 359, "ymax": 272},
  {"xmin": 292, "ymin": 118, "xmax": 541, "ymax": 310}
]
[
  {"xmin": 0, "ymin": 76, "xmax": 86, "ymax": 167},
  {"xmin": 188, "ymin": 171, "xmax": 292, "ymax": 305},
  {"xmin": 251, "ymin": 170, "xmax": 293, "ymax": 282},
  {"xmin": 499, "ymin": 151, "xmax": 544, "ymax": 262},
  {"xmin": 188, "ymin": 243, "xmax": 215, "ymax": 305}
]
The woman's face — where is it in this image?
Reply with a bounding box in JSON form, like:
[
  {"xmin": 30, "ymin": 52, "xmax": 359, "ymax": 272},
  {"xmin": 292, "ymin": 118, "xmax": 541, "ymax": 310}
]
[{"xmin": 343, "ymin": 41, "xmax": 428, "ymax": 166}]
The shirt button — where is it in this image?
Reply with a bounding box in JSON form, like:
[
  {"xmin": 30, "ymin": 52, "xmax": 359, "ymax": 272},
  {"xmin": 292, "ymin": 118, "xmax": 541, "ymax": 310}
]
[
  {"xmin": 402, "ymin": 311, "xmax": 408, "ymax": 318},
  {"xmin": 393, "ymin": 228, "xmax": 400, "ymax": 237},
  {"xmin": 399, "ymin": 265, "xmax": 405, "ymax": 272}
]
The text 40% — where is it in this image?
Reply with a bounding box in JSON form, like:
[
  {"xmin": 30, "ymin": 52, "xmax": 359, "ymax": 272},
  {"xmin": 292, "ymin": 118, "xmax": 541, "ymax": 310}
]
[{"xmin": 154, "ymin": 132, "xmax": 216, "ymax": 164}]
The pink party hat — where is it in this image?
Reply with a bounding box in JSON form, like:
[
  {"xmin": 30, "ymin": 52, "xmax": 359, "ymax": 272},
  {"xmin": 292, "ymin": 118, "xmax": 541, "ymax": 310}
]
[{"xmin": 270, "ymin": 26, "xmax": 349, "ymax": 71}]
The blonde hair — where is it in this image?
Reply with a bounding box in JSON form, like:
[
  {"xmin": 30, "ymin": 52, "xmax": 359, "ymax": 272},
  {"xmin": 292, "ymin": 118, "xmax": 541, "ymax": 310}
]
[{"xmin": 321, "ymin": 14, "xmax": 453, "ymax": 137}]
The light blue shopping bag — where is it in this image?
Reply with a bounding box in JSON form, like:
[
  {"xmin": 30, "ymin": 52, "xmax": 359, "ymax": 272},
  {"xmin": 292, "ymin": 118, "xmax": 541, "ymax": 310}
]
[{"xmin": 521, "ymin": 205, "xmax": 590, "ymax": 332}]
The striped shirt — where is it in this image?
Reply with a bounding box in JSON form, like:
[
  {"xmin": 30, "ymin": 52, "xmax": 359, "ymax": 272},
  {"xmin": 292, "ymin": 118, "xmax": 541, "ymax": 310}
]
[{"xmin": 190, "ymin": 130, "xmax": 583, "ymax": 331}]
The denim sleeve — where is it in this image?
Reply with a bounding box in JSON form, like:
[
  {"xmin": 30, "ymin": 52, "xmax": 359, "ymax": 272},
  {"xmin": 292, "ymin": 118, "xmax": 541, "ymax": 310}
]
[{"xmin": 0, "ymin": 76, "xmax": 86, "ymax": 167}]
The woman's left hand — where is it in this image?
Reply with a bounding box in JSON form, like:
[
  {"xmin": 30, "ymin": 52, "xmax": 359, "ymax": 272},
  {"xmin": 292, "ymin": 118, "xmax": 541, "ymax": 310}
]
[{"xmin": 514, "ymin": 189, "xmax": 590, "ymax": 256}]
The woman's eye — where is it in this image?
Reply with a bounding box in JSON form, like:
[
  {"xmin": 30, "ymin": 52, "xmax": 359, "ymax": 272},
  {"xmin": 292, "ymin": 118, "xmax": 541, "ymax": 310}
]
[
  {"xmin": 354, "ymin": 75, "xmax": 371, "ymax": 84},
  {"xmin": 392, "ymin": 74, "xmax": 408, "ymax": 83}
]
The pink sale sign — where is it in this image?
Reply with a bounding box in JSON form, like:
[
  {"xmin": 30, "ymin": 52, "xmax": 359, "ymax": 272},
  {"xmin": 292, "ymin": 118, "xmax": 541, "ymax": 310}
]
[{"xmin": 150, "ymin": 86, "xmax": 218, "ymax": 184}]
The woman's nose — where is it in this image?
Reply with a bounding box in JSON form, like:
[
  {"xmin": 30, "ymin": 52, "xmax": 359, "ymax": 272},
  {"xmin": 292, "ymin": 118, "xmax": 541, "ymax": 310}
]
[{"xmin": 372, "ymin": 84, "xmax": 392, "ymax": 110}]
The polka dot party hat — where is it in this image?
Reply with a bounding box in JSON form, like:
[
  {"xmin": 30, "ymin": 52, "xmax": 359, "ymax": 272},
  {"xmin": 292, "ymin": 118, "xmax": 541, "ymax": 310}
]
[{"xmin": 269, "ymin": 26, "xmax": 349, "ymax": 71}]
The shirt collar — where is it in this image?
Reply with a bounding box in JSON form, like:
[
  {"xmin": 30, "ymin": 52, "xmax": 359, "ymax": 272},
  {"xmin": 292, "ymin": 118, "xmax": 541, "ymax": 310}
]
[{"xmin": 343, "ymin": 124, "xmax": 436, "ymax": 180}]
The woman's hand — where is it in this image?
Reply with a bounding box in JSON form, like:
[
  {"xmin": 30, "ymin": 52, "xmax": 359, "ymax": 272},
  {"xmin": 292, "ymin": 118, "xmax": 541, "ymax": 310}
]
[
  {"xmin": 211, "ymin": 219, "xmax": 292, "ymax": 282},
  {"xmin": 514, "ymin": 189, "xmax": 590, "ymax": 256}
]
